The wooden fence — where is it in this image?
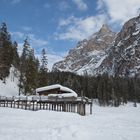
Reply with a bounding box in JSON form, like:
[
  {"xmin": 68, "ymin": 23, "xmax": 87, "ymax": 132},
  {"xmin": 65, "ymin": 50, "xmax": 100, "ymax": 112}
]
[{"xmin": 0, "ymin": 96, "xmax": 92, "ymax": 116}]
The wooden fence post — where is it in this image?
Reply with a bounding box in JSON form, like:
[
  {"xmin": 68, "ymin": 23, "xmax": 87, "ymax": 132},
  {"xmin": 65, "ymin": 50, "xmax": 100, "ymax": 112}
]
[
  {"xmin": 0, "ymin": 96, "xmax": 1, "ymax": 107},
  {"xmin": 17, "ymin": 97, "xmax": 20, "ymax": 108},
  {"xmin": 90, "ymin": 102, "xmax": 92, "ymax": 114},
  {"xmin": 13, "ymin": 97, "xmax": 16, "ymax": 108},
  {"xmin": 25, "ymin": 96, "xmax": 27, "ymax": 110},
  {"xmin": 6, "ymin": 97, "xmax": 8, "ymax": 107}
]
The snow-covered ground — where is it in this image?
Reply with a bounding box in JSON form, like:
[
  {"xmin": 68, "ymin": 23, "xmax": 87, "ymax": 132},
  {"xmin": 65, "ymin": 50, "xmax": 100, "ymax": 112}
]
[
  {"xmin": 0, "ymin": 103, "xmax": 140, "ymax": 140},
  {"xmin": 0, "ymin": 67, "xmax": 19, "ymax": 97}
]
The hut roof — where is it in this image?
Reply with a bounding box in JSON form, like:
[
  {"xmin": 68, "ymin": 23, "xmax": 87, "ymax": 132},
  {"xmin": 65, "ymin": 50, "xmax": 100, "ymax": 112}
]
[{"xmin": 36, "ymin": 84, "xmax": 78, "ymax": 98}]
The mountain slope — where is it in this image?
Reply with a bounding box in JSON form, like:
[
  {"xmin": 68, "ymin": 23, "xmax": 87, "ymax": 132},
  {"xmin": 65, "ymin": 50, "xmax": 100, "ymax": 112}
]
[
  {"xmin": 97, "ymin": 15, "xmax": 140, "ymax": 77},
  {"xmin": 52, "ymin": 25, "xmax": 116, "ymax": 75},
  {"xmin": 53, "ymin": 15, "xmax": 140, "ymax": 77}
]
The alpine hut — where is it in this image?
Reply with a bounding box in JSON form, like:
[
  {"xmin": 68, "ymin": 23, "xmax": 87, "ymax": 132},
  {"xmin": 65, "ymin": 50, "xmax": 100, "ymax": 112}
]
[{"xmin": 36, "ymin": 84, "xmax": 78, "ymax": 100}]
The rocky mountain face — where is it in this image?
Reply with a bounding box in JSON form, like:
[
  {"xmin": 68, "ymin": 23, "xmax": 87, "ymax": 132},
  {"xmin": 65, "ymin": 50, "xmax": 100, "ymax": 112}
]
[
  {"xmin": 97, "ymin": 15, "xmax": 140, "ymax": 77},
  {"xmin": 52, "ymin": 24, "xmax": 116, "ymax": 75},
  {"xmin": 53, "ymin": 15, "xmax": 140, "ymax": 77}
]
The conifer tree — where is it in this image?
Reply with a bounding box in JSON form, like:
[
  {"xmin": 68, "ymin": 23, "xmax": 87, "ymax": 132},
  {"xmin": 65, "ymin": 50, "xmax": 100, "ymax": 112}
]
[
  {"xmin": 12, "ymin": 41, "xmax": 20, "ymax": 69},
  {"xmin": 24, "ymin": 48, "xmax": 39, "ymax": 94},
  {"xmin": 38, "ymin": 48, "xmax": 48, "ymax": 87},
  {"xmin": 19, "ymin": 38, "xmax": 40, "ymax": 95},
  {"xmin": 0, "ymin": 22, "xmax": 14, "ymax": 82},
  {"xmin": 19, "ymin": 38, "xmax": 30, "ymax": 95}
]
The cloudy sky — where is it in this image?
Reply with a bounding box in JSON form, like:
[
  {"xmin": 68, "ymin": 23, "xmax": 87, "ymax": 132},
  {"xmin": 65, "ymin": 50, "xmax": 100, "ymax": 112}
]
[{"xmin": 0, "ymin": 0, "xmax": 140, "ymax": 69}]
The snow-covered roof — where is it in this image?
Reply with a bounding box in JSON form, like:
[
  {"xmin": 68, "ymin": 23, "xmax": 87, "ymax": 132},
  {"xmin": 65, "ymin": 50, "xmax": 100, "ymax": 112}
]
[
  {"xmin": 48, "ymin": 93, "xmax": 77, "ymax": 98},
  {"xmin": 36, "ymin": 84, "xmax": 78, "ymax": 98}
]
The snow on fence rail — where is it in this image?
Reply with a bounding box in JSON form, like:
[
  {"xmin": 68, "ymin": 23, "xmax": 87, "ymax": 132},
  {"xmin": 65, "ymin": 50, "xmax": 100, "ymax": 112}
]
[{"xmin": 0, "ymin": 96, "xmax": 92, "ymax": 116}]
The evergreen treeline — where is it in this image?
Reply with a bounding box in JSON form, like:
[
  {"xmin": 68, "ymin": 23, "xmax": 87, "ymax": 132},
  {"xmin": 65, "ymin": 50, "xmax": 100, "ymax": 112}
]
[
  {"xmin": 0, "ymin": 22, "xmax": 48, "ymax": 95},
  {"xmin": 0, "ymin": 23, "xmax": 19, "ymax": 82},
  {"xmin": 47, "ymin": 71, "xmax": 140, "ymax": 106}
]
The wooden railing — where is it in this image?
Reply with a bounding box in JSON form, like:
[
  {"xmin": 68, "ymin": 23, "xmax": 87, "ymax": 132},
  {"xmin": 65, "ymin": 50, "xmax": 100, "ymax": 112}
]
[{"xmin": 0, "ymin": 96, "xmax": 92, "ymax": 116}]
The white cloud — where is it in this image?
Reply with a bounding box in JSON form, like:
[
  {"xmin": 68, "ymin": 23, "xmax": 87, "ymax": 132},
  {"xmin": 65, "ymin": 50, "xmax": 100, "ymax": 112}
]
[
  {"xmin": 98, "ymin": 0, "xmax": 140, "ymax": 25},
  {"xmin": 72, "ymin": 0, "xmax": 88, "ymax": 11},
  {"xmin": 56, "ymin": 14, "xmax": 107, "ymax": 41},
  {"xmin": 28, "ymin": 34, "xmax": 48, "ymax": 47},
  {"xmin": 56, "ymin": 0, "xmax": 140, "ymax": 42},
  {"xmin": 58, "ymin": 16, "xmax": 79, "ymax": 27},
  {"xmin": 97, "ymin": 0, "xmax": 105, "ymax": 11},
  {"xmin": 11, "ymin": 31, "xmax": 48, "ymax": 48}
]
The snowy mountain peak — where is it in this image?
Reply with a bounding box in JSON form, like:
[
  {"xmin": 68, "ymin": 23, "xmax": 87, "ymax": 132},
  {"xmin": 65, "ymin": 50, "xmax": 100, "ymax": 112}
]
[
  {"xmin": 99, "ymin": 24, "xmax": 112, "ymax": 34},
  {"xmin": 52, "ymin": 15, "xmax": 140, "ymax": 77},
  {"xmin": 115, "ymin": 15, "xmax": 140, "ymax": 46},
  {"xmin": 90, "ymin": 24, "xmax": 115, "ymax": 38},
  {"xmin": 52, "ymin": 25, "xmax": 116, "ymax": 75},
  {"xmin": 97, "ymin": 15, "xmax": 140, "ymax": 77}
]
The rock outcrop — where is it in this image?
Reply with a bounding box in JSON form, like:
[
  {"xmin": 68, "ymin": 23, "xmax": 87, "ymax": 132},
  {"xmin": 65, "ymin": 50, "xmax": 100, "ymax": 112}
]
[
  {"xmin": 52, "ymin": 24, "xmax": 116, "ymax": 75},
  {"xmin": 98, "ymin": 15, "xmax": 140, "ymax": 77}
]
